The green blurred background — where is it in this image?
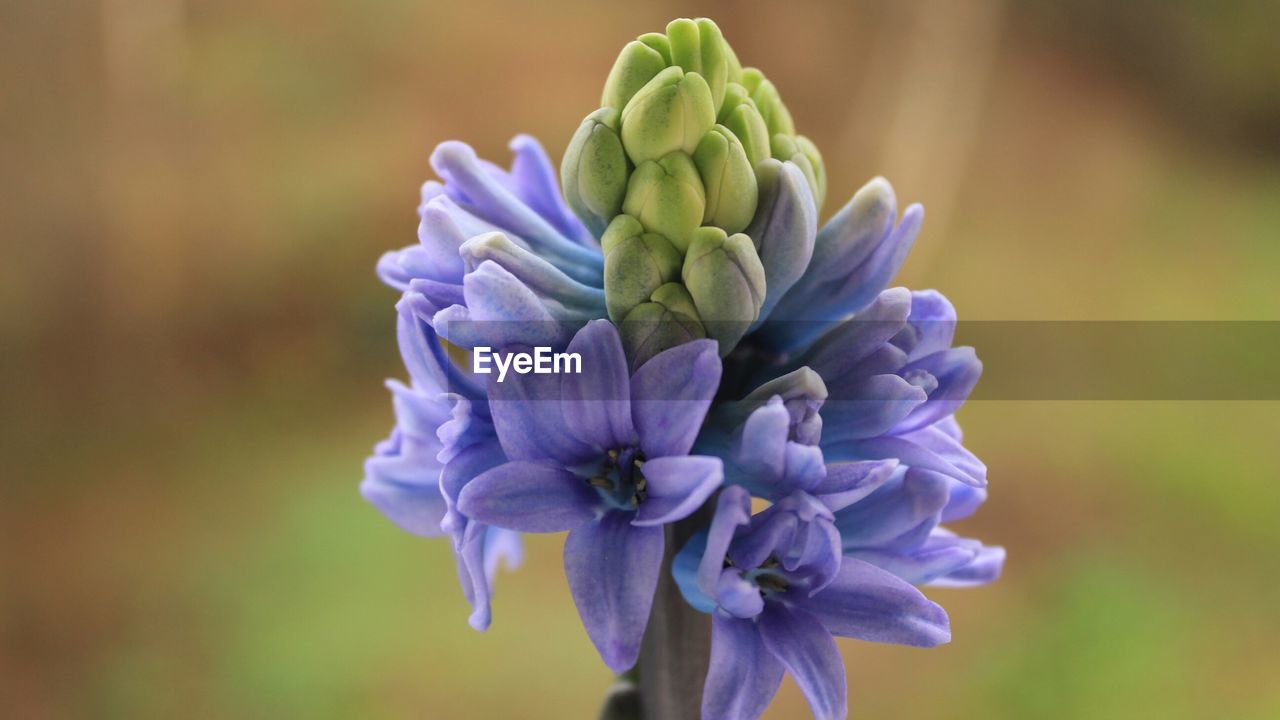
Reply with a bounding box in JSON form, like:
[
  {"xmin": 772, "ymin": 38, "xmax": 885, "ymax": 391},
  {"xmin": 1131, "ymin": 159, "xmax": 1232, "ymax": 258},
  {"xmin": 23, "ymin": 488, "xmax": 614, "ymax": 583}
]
[{"xmin": 4, "ymin": 1, "xmax": 1279, "ymax": 717}]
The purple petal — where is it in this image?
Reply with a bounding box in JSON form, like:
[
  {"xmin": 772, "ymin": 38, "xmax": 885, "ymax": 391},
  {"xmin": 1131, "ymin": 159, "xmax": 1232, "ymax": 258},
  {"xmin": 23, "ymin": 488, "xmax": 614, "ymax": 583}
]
[
  {"xmin": 561, "ymin": 320, "xmax": 636, "ymax": 451},
  {"xmin": 758, "ymin": 604, "xmax": 847, "ymax": 720},
  {"xmin": 396, "ymin": 296, "xmax": 483, "ymax": 399},
  {"xmin": 748, "ymin": 159, "xmax": 818, "ymax": 326},
  {"xmin": 941, "ymin": 479, "xmax": 987, "ymax": 523},
  {"xmin": 439, "ymin": 438, "xmax": 506, "ymax": 539},
  {"xmin": 795, "ymin": 557, "xmax": 951, "ymax": 647},
  {"xmin": 891, "ymin": 289, "xmax": 957, "ymax": 362},
  {"xmin": 564, "ymin": 512, "xmax": 664, "ymax": 672},
  {"xmin": 825, "ymin": 429, "xmax": 986, "ymax": 487},
  {"xmin": 929, "ymin": 541, "xmax": 1005, "ymax": 588},
  {"xmin": 507, "ymin": 135, "xmax": 595, "ymax": 246},
  {"xmin": 834, "ymin": 468, "xmax": 949, "ymax": 551},
  {"xmin": 702, "ymin": 615, "xmax": 785, "ymax": 720},
  {"xmin": 697, "ymin": 486, "xmax": 753, "ymax": 598},
  {"xmin": 454, "ymin": 520, "xmax": 491, "ymax": 629},
  {"xmin": 430, "ymin": 141, "xmax": 602, "ymax": 284},
  {"xmin": 730, "ymin": 398, "xmax": 790, "ymax": 492},
  {"xmin": 812, "ymin": 459, "xmax": 899, "ymax": 512},
  {"xmin": 360, "ymin": 450, "xmax": 447, "ymax": 537},
  {"xmin": 457, "ymin": 525, "xmax": 524, "ymax": 632},
  {"xmin": 892, "ymin": 347, "xmax": 982, "ymax": 435},
  {"xmin": 632, "ymin": 455, "xmax": 723, "ymax": 527},
  {"xmin": 488, "ymin": 364, "xmax": 596, "ymax": 464},
  {"xmin": 630, "ymin": 339, "xmax": 722, "ymax": 459},
  {"xmin": 846, "ymin": 535, "xmax": 979, "ymax": 586},
  {"xmin": 794, "ymin": 287, "xmax": 912, "ymax": 380},
  {"xmin": 457, "ymin": 461, "xmax": 599, "ymax": 533},
  {"xmin": 459, "ymin": 232, "xmax": 605, "ymax": 320},
  {"xmin": 821, "ymin": 374, "xmax": 927, "ymax": 442}
]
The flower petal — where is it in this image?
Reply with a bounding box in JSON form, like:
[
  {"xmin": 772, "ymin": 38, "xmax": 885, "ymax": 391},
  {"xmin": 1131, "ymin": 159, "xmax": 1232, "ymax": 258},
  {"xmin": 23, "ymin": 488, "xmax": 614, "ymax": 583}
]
[
  {"xmin": 834, "ymin": 468, "xmax": 949, "ymax": 551},
  {"xmin": 488, "ymin": 363, "xmax": 597, "ymax": 464},
  {"xmin": 696, "ymin": 486, "xmax": 753, "ymax": 599},
  {"xmin": 820, "ymin": 374, "xmax": 927, "ymax": 442},
  {"xmin": 757, "ymin": 604, "xmax": 847, "ymax": 720},
  {"xmin": 507, "ymin": 134, "xmax": 595, "ymax": 246},
  {"xmin": 630, "ymin": 338, "xmax": 722, "ymax": 458},
  {"xmin": 457, "ymin": 461, "xmax": 598, "ymax": 533},
  {"xmin": 929, "ymin": 543, "xmax": 1005, "ymax": 588},
  {"xmin": 892, "ymin": 347, "xmax": 982, "ymax": 435},
  {"xmin": 632, "ymin": 455, "xmax": 723, "ymax": 527},
  {"xmin": 564, "ymin": 512, "xmax": 664, "ymax": 672},
  {"xmin": 702, "ymin": 614, "xmax": 785, "ymax": 720},
  {"xmin": 561, "ymin": 320, "xmax": 636, "ymax": 451},
  {"xmin": 812, "ymin": 459, "xmax": 899, "ymax": 512},
  {"xmin": 795, "ymin": 557, "xmax": 951, "ymax": 647}
]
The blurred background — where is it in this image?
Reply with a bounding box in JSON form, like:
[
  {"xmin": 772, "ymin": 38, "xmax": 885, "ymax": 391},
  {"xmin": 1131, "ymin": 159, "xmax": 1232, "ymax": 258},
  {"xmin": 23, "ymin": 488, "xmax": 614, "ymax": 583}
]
[{"xmin": 3, "ymin": 1, "xmax": 1279, "ymax": 717}]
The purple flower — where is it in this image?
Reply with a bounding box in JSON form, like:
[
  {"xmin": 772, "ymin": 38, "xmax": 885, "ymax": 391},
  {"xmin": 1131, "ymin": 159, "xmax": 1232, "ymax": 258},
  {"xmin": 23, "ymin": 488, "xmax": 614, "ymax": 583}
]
[
  {"xmin": 361, "ymin": 297, "xmax": 519, "ymax": 630},
  {"xmin": 456, "ymin": 319, "xmax": 725, "ymax": 671},
  {"xmin": 779, "ymin": 287, "xmax": 987, "ymax": 489},
  {"xmin": 675, "ymin": 487, "xmax": 951, "ymax": 720},
  {"xmin": 377, "ymin": 136, "xmax": 607, "ymax": 350}
]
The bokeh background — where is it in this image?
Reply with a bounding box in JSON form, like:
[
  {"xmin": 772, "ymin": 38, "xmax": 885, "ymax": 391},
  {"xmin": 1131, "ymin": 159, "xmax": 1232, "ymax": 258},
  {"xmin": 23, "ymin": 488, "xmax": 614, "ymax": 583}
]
[{"xmin": 4, "ymin": 1, "xmax": 1279, "ymax": 717}]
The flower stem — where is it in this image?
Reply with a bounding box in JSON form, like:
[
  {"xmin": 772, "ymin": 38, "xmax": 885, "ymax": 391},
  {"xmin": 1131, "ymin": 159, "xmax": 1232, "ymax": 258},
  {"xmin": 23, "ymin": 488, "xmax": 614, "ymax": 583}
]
[{"xmin": 636, "ymin": 509, "xmax": 713, "ymax": 719}]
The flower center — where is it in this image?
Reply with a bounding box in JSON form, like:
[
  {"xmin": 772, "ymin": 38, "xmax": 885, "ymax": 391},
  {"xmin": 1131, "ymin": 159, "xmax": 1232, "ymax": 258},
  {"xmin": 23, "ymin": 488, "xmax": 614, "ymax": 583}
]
[{"xmin": 586, "ymin": 447, "xmax": 648, "ymax": 511}]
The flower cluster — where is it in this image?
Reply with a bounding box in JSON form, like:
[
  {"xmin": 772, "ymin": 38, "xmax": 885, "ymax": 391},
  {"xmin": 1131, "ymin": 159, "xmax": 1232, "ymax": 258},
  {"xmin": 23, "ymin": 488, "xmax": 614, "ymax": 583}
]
[{"xmin": 363, "ymin": 17, "xmax": 1002, "ymax": 720}]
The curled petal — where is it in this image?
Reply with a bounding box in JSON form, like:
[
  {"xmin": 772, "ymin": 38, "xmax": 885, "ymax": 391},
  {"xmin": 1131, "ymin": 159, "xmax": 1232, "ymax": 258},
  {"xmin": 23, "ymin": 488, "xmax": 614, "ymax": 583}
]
[{"xmin": 632, "ymin": 455, "xmax": 723, "ymax": 527}]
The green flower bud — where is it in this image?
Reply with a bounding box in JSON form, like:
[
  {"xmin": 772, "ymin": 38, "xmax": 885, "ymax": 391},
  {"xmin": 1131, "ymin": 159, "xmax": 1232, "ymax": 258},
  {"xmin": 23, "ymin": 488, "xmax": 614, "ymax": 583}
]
[
  {"xmin": 681, "ymin": 227, "xmax": 766, "ymax": 354},
  {"xmin": 719, "ymin": 88, "xmax": 771, "ymax": 170},
  {"xmin": 694, "ymin": 125, "xmax": 758, "ymax": 234},
  {"xmin": 619, "ymin": 282, "xmax": 706, "ymax": 370},
  {"xmin": 620, "ymin": 66, "xmax": 716, "ymax": 164},
  {"xmin": 600, "ymin": 215, "xmax": 682, "ymax": 322},
  {"xmin": 637, "ymin": 32, "xmax": 673, "ymax": 63},
  {"xmin": 622, "ymin": 152, "xmax": 706, "ymax": 252},
  {"xmin": 795, "ymin": 135, "xmax": 826, "ymax": 207},
  {"xmin": 561, "ymin": 107, "xmax": 629, "ymax": 238},
  {"xmin": 602, "ymin": 41, "xmax": 669, "ymax": 111},
  {"xmin": 742, "ymin": 67, "xmax": 796, "ymax": 136},
  {"xmin": 665, "ymin": 18, "xmax": 736, "ymax": 111},
  {"xmin": 771, "ymin": 133, "xmax": 824, "ymax": 208}
]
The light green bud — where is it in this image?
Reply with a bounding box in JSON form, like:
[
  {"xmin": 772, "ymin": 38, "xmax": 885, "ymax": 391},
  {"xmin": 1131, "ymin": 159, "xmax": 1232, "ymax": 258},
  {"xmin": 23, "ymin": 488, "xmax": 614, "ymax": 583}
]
[
  {"xmin": 600, "ymin": 215, "xmax": 683, "ymax": 322},
  {"xmin": 694, "ymin": 125, "xmax": 758, "ymax": 234},
  {"xmin": 719, "ymin": 89, "xmax": 771, "ymax": 170},
  {"xmin": 620, "ymin": 66, "xmax": 717, "ymax": 164},
  {"xmin": 602, "ymin": 40, "xmax": 670, "ymax": 111},
  {"xmin": 619, "ymin": 282, "xmax": 706, "ymax": 370},
  {"xmin": 637, "ymin": 32, "xmax": 673, "ymax": 63},
  {"xmin": 742, "ymin": 67, "xmax": 796, "ymax": 137},
  {"xmin": 561, "ymin": 107, "xmax": 629, "ymax": 238},
  {"xmin": 681, "ymin": 227, "xmax": 766, "ymax": 354},
  {"xmin": 771, "ymin": 134, "xmax": 824, "ymax": 208},
  {"xmin": 795, "ymin": 135, "xmax": 826, "ymax": 207},
  {"xmin": 622, "ymin": 152, "xmax": 706, "ymax": 252},
  {"xmin": 665, "ymin": 18, "xmax": 737, "ymax": 111}
]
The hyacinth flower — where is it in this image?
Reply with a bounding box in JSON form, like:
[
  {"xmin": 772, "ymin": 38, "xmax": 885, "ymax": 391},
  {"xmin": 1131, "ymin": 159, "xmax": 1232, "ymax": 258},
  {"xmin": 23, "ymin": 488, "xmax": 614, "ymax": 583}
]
[
  {"xmin": 456, "ymin": 319, "xmax": 724, "ymax": 671},
  {"xmin": 363, "ymin": 15, "xmax": 1002, "ymax": 720},
  {"xmin": 674, "ymin": 487, "xmax": 951, "ymax": 719}
]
